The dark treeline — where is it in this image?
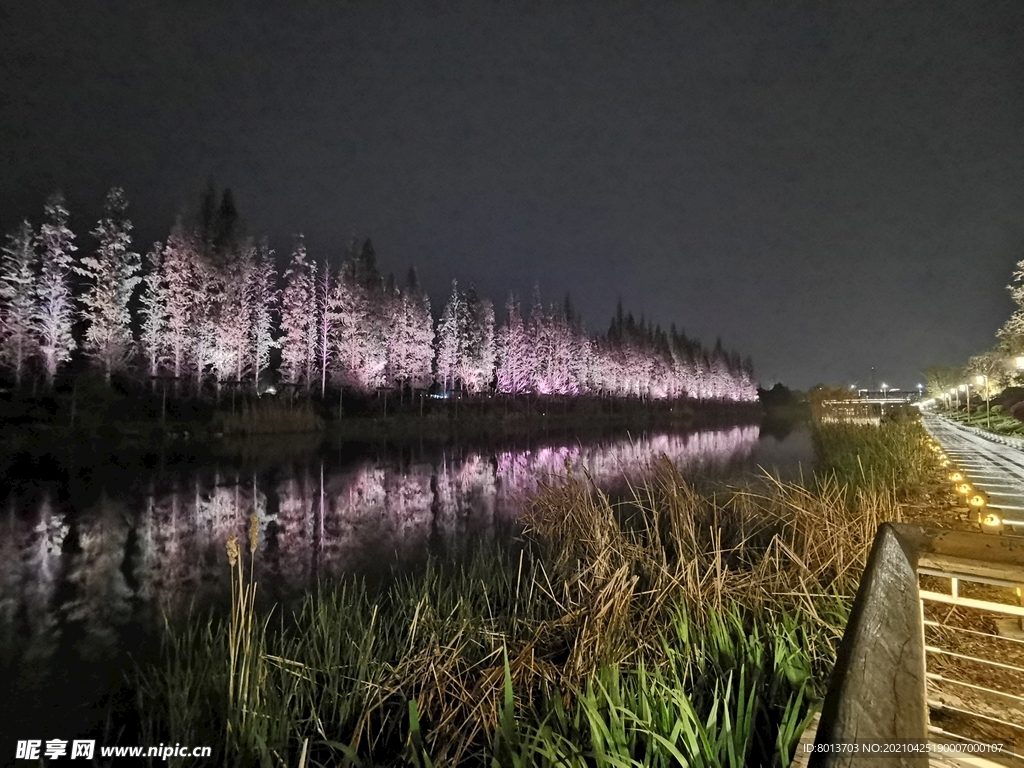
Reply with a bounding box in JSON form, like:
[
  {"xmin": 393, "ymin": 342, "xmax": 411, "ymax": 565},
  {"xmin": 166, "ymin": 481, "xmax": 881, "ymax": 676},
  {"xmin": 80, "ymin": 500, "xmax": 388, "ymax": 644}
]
[{"xmin": 0, "ymin": 186, "xmax": 757, "ymax": 403}]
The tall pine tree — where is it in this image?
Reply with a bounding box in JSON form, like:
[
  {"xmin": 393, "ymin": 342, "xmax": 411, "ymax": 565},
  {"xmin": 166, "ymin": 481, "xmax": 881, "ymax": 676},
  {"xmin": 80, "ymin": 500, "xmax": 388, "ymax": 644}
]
[
  {"xmin": 138, "ymin": 241, "xmax": 168, "ymax": 382},
  {"xmin": 0, "ymin": 221, "xmax": 40, "ymax": 386},
  {"xmin": 76, "ymin": 188, "xmax": 141, "ymax": 383},
  {"xmin": 161, "ymin": 223, "xmax": 200, "ymax": 386},
  {"xmin": 436, "ymin": 280, "xmax": 466, "ymax": 393},
  {"xmin": 280, "ymin": 237, "xmax": 315, "ymax": 391},
  {"xmin": 247, "ymin": 240, "xmax": 279, "ymax": 392},
  {"xmin": 34, "ymin": 193, "xmax": 78, "ymax": 387}
]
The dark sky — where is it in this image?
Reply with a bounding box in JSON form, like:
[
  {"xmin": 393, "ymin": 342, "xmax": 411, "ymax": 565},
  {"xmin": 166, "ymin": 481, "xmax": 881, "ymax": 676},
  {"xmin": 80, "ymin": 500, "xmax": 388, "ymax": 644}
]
[{"xmin": 2, "ymin": 0, "xmax": 1023, "ymax": 389}]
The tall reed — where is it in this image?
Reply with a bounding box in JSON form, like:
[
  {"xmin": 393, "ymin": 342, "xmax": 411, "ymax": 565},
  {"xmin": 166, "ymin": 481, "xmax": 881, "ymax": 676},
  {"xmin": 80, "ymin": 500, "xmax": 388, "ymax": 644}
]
[
  {"xmin": 811, "ymin": 418, "xmax": 935, "ymax": 499},
  {"xmin": 225, "ymin": 514, "xmax": 264, "ymax": 747},
  {"xmin": 136, "ymin": 421, "xmax": 938, "ymax": 766},
  {"xmin": 215, "ymin": 398, "xmax": 325, "ymax": 435}
]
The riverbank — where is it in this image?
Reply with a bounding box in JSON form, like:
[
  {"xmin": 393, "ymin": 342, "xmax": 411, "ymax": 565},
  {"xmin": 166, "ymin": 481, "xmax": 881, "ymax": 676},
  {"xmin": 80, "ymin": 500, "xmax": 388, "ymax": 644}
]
[
  {"xmin": 0, "ymin": 379, "xmax": 763, "ymax": 454},
  {"xmin": 322, "ymin": 395, "xmax": 760, "ymax": 444},
  {"xmin": 125, "ymin": 416, "xmax": 942, "ymax": 767}
]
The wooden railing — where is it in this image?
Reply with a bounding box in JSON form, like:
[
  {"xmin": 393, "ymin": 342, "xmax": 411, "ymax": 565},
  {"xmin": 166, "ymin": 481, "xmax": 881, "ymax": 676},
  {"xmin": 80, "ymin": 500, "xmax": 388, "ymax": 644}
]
[{"xmin": 810, "ymin": 523, "xmax": 1024, "ymax": 767}]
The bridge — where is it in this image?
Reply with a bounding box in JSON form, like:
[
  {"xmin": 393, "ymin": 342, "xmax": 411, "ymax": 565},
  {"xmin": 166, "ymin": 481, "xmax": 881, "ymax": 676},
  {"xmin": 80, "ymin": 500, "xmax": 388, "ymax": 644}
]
[{"xmin": 819, "ymin": 394, "xmax": 918, "ymax": 424}]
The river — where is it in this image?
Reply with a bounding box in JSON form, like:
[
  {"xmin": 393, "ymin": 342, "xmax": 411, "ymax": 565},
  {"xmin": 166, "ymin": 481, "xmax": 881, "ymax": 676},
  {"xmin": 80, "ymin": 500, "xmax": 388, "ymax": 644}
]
[{"xmin": 0, "ymin": 420, "xmax": 813, "ymax": 754}]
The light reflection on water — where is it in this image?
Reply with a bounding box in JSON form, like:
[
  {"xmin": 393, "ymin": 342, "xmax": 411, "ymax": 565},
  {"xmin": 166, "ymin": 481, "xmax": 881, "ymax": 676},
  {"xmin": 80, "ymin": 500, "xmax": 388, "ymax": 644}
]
[{"xmin": 0, "ymin": 424, "xmax": 810, "ymax": 675}]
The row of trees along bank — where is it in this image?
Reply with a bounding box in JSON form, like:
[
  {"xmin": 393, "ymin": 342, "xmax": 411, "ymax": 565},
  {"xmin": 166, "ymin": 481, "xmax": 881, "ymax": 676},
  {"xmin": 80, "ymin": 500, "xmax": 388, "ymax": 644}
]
[{"xmin": 0, "ymin": 187, "xmax": 757, "ymax": 403}]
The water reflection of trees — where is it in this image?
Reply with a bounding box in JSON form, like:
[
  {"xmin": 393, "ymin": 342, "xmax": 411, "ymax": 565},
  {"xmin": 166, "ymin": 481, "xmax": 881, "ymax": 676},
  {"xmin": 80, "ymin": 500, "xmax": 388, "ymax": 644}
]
[
  {"xmin": 2, "ymin": 492, "xmax": 68, "ymax": 676},
  {"xmin": 0, "ymin": 427, "xmax": 758, "ymax": 666},
  {"xmin": 63, "ymin": 492, "xmax": 132, "ymax": 660}
]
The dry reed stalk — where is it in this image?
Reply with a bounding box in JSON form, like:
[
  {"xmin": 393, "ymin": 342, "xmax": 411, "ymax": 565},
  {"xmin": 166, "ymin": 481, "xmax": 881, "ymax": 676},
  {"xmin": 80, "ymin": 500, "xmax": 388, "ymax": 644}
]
[
  {"xmin": 219, "ymin": 398, "xmax": 325, "ymax": 436},
  {"xmin": 523, "ymin": 450, "xmax": 902, "ymax": 649},
  {"xmin": 211, "ymin": 428, "xmax": 924, "ymax": 764},
  {"xmin": 225, "ymin": 515, "xmax": 265, "ymax": 746}
]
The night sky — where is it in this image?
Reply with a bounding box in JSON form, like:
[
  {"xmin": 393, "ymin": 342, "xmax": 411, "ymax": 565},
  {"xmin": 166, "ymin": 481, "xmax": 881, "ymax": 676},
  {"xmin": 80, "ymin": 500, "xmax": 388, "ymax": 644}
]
[{"xmin": 2, "ymin": 0, "xmax": 1023, "ymax": 390}]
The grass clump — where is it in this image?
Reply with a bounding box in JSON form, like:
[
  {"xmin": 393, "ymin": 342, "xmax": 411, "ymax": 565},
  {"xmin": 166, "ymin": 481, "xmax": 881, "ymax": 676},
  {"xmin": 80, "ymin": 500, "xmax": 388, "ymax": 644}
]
[
  {"xmin": 812, "ymin": 417, "xmax": 936, "ymax": 499},
  {"xmin": 947, "ymin": 404, "xmax": 1024, "ymax": 436},
  {"xmin": 135, "ymin": 422, "xmax": 937, "ymax": 766},
  {"xmin": 213, "ymin": 398, "xmax": 325, "ymax": 436}
]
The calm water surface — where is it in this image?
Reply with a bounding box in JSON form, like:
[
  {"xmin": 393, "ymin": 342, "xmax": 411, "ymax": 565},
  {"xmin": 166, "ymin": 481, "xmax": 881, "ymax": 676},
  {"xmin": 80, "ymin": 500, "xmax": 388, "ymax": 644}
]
[{"xmin": 0, "ymin": 421, "xmax": 812, "ymax": 753}]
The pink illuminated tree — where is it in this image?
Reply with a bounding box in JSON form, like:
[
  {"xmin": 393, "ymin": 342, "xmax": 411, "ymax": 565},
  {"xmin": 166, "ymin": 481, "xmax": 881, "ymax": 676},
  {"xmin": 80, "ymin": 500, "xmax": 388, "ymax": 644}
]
[
  {"xmin": 280, "ymin": 238, "xmax": 315, "ymax": 391},
  {"xmin": 381, "ymin": 285, "xmax": 402, "ymax": 389},
  {"xmin": 436, "ymin": 280, "xmax": 466, "ymax": 393},
  {"xmin": 314, "ymin": 256, "xmax": 334, "ymax": 397},
  {"xmin": 138, "ymin": 242, "xmax": 168, "ymax": 382},
  {"xmin": 247, "ymin": 240, "xmax": 279, "ymax": 391},
  {"xmin": 458, "ymin": 285, "xmax": 495, "ymax": 393},
  {"xmin": 328, "ymin": 265, "xmax": 362, "ymax": 390},
  {"xmin": 188, "ymin": 250, "xmax": 223, "ymax": 395},
  {"xmin": 525, "ymin": 288, "xmax": 549, "ymax": 392},
  {"xmin": 76, "ymin": 188, "xmax": 141, "ymax": 383},
  {"xmin": 33, "ymin": 194, "xmax": 78, "ymax": 387},
  {"xmin": 0, "ymin": 221, "xmax": 40, "ymax": 386},
  {"xmin": 303, "ymin": 258, "xmax": 319, "ymax": 394},
  {"xmin": 398, "ymin": 268, "xmax": 434, "ymax": 389},
  {"xmin": 160, "ymin": 223, "xmax": 200, "ymax": 386},
  {"xmin": 380, "ymin": 267, "xmax": 434, "ymax": 391},
  {"xmin": 544, "ymin": 302, "xmax": 578, "ymax": 395},
  {"xmin": 495, "ymin": 295, "xmax": 529, "ymax": 394},
  {"xmin": 207, "ymin": 249, "xmax": 250, "ymax": 396},
  {"xmin": 328, "ymin": 241, "xmax": 390, "ymax": 393}
]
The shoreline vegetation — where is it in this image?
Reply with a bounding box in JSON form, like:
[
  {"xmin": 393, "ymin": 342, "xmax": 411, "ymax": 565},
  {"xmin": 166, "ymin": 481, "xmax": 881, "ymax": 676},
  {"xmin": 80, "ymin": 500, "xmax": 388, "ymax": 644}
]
[
  {"xmin": 0, "ymin": 373, "xmax": 764, "ymax": 451},
  {"xmin": 127, "ymin": 413, "xmax": 940, "ymax": 767},
  {"xmin": 942, "ymin": 401, "xmax": 1024, "ymax": 437}
]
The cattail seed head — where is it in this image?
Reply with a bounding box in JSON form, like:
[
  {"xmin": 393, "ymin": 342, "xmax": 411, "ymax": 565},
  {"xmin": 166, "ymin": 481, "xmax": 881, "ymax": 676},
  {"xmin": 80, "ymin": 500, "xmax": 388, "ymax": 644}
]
[
  {"xmin": 226, "ymin": 534, "xmax": 239, "ymax": 567},
  {"xmin": 248, "ymin": 513, "xmax": 259, "ymax": 555}
]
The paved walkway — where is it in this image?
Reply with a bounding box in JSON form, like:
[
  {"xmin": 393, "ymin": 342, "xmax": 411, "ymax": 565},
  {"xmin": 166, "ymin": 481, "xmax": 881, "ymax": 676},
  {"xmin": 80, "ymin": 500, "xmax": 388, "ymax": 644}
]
[
  {"xmin": 921, "ymin": 414, "xmax": 1024, "ymax": 766},
  {"xmin": 797, "ymin": 414, "xmax": 1024, "ymax": 767},
  {"xmin": 923, "ymin": 413, "xmax": 1024, "ymax": 530}
]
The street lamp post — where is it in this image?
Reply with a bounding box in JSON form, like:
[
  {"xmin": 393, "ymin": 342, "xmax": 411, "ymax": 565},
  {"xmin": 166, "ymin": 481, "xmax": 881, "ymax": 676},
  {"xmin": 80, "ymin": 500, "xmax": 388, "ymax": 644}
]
[
  {"xmin": 975, "ymin": 375, "xmax": 990, "ymax": 429},
  {"xmin": 963, "ymin": 384, "xmax": 970, "ymax": 418}
]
